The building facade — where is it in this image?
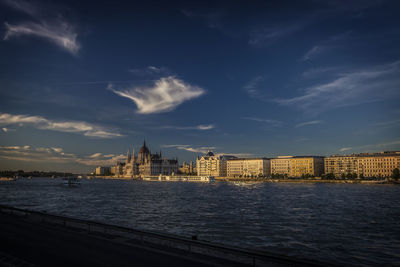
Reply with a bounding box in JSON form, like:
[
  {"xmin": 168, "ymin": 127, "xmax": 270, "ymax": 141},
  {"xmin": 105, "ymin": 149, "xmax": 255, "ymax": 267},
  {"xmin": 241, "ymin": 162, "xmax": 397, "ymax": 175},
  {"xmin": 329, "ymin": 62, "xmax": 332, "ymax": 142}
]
[
  {"xmin": 179, "ymin": 161, "xmax": 196, "ymax": 175},
  {"xmin": 227, "ymin": 158, "xmax": 270, "ymax": 177},
  {"xmin": 196, "ymin": 151, "xmax": 236, "ymax": 177},
  {"xmin": 289, "ymin": 156, "xmax": 324, "ymax": 177},
  {"xmin": 325, "ymin": 151, "xmax": 400, "ymax": 178},
  {"xmin": 324, "ymin": 156, "xmax": 358, "ymax": 177},
  {"xmin": 270, "ymin": 156, "xmax": 293, "ymax": 176},
  {"xmin": 95, "ymin": 166, "xmax": 110, "ymax": 175},
  {"xmin": 122, "ymin": 141, "xmax": 178, "ymax": 178}
]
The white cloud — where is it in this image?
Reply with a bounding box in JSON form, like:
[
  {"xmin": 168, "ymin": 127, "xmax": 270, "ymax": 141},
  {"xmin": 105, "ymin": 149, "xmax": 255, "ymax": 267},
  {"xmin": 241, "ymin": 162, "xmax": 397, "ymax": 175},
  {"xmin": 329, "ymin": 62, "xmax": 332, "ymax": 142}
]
[
  {"xmin": 295, "ymin": 120, "xmax": 323, "ymax": 128},
  {"xmin": 301, "ymin": 45, "xmax": 325, "ymax": 61},
  {"xmin": 339, "ymin": 147, "xmax": 352, "ymax": 152},
  {"xmin": 242, "ymin": 117, "xmax": 282, "ymax": 127},
  {"xmin": 243, "ymin": 76, "xmax": 264, "ymax": 97},
  {"xmin": 0, "ymin": 145, "xmax": 126, "ymax": 167},
  {"xmin": 111, "ymin": 76, "xmax": 205, "ymax": 114},
  {"xmin": 0, "ymin": 145, "xmax": 30, "ymax": 150},
  {"xmin": 159, "ymin": 124, "xmax": 215, "ymax": 130},
  {"xmin": 0, "ymin": 113, "xmax": 123, "ymax": 139},
  {"xmin": 249, "ymin": 24, "xmax": 302, "ymax": 47},
  {"xmin": 89, "ymin": 153, "xmax": 102, "ymax": 158},
  {"xmin": 51, "ymin": 147, "xmax": 63, "ymax": 153},
  {"xmin": 3, "ymin": 0, "xmax": 80, "ymax": 55},
  {"xmin": 276, "ymin": 61, "xmax": 400, "ymax": 112},
  {"xmin": 162, "ymin": 144, "xmax": 216, "ymax": 154},
  {"xmin": 129, "ymin": 66, "xmax": 169, "ymax": 76}
]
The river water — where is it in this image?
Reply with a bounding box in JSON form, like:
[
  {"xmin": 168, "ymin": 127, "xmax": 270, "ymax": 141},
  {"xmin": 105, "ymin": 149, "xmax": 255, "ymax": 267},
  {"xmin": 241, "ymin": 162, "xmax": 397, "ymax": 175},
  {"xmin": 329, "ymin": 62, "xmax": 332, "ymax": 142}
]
[{"xmin": 1, "ymin": 178, "xmax": 399, "ymax": 266}]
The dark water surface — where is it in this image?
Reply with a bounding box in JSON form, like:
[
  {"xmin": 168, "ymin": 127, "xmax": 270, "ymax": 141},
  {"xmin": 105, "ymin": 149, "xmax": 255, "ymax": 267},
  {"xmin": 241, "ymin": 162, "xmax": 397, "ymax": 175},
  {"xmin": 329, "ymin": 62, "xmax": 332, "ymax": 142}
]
[{"xmin": 1, "ymin": 178, "xmax": 399, "ymax": 266}]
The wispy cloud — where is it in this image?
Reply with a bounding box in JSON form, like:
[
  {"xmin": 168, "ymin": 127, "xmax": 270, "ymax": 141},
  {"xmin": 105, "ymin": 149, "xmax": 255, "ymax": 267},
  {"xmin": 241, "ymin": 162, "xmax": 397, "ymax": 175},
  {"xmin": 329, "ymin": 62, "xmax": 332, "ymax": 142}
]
[
  {"xmin": 242, "ymin": 117, "xmax": 282, "ymax": 127},
  {"xmin": 129, "ymin": 66, "xmax": 169, "ymax": 76},
  {"xmin": 369, "ymin": 119, "xmax": 400, "ymax": 128},
  {"xmin": 111, "ymin": 76, "xmax": 205, "ymax": 114},
  {"xmin": 159, "ymin": 124, "xmax": 215, "ymax": 131},
  {"xmin": 338, "ymin": 140, "xmax": 400, "ymax": 154},
  {"xmin": 301, "ymin": 66, "xmax": 342, "ymax": 79},
  {"xmin": 295, "ymin": 120, "xmax": 323, "ymax": 128},
  {"xmin": 0, "ymin": 145, "xmax": 126, "ymax": 166},
  {"xmin": 162, "ymin": 144, "xmax": 216, "ymax": 154},
  {"xmin": 300, "ymin": 31, "xmax": 353, "ymax": 61},
  {"xmin": 276, "ymin": 61, "xmax": 400, "ymax": 112},
  {"xmin": 162, "ymin": 145, "xmax": 254, "ymax": 158},
  {"xmin": 249, "ymin": 24, "xmax": 302, "ymax": 47},
  {"xmin": 243, "ymin": 76, "xmax": 264, "ymax": 97},
  {"xmin": 0, "ymin": 113, "xmax": 123, "ymax": 138},
  {"xmin": 301, "ymin": 45, "xmax": 326, "ymax": 61},
  {"xmin": 2, "ymin": 0, "xmax": 80, "ymax": 55}
]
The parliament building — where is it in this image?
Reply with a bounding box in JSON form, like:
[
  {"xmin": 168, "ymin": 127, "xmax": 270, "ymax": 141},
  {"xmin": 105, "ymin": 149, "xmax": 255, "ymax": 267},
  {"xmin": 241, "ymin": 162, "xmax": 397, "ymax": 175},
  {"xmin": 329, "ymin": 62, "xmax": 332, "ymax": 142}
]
[{"xmin": 123, "ymin": 141, "xmax": 178, "ymax": 178}]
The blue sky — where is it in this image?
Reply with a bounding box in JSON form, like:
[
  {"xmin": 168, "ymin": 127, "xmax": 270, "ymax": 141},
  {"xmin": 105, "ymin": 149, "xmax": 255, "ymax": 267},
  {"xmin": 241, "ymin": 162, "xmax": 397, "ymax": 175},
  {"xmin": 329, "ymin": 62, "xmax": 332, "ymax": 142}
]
[{"xmin": 0, "ymin": 0, "xmax": 399, "ymax": 172}]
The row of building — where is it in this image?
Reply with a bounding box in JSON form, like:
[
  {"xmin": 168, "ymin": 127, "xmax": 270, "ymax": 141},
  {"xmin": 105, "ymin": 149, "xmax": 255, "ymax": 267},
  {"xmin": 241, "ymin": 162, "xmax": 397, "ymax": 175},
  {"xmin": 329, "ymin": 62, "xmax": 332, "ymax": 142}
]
[
  {"xmin": 197, "ymin": 151, "xmax": 400, "ymax": 178},
  {"xmin": 95, "ymin": 141, "xmax": 399, "ymax": 178}
]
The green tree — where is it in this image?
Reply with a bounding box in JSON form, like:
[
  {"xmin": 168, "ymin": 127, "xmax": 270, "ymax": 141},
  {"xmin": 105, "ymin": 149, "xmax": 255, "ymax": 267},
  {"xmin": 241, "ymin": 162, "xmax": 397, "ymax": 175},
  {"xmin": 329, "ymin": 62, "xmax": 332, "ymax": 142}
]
[{"xmin": 392, "ymin": 168, "xmax": 400, "ymax": 180}]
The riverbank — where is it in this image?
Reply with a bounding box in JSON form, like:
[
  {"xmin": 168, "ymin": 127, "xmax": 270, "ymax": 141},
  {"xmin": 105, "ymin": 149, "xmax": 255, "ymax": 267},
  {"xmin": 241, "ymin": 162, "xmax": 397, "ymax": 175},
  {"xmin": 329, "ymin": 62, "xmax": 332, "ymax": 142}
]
[{"xmin": 217, "ymin": 177, "xmax": 399, "ymax": 184}]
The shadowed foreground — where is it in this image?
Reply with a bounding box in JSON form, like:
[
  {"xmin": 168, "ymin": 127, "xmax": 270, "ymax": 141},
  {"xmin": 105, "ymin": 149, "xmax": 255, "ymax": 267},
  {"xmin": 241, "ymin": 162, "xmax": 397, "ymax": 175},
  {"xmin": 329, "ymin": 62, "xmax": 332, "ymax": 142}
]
[{"xmin": 0, "ymin": 207, "xmax": 322, "ymax": 267}]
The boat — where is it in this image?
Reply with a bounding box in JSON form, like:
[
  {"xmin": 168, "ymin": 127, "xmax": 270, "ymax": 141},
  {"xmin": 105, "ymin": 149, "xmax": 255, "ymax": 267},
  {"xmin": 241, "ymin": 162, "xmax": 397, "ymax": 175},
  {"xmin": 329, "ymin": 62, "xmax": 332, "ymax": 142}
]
[
  {"xmin": 62, "ymin": 177, "xmax": 81, "ymax": 187},
  {"xmin": 143, "ymin": 175, "xmax": 215, "ymax": 183}
]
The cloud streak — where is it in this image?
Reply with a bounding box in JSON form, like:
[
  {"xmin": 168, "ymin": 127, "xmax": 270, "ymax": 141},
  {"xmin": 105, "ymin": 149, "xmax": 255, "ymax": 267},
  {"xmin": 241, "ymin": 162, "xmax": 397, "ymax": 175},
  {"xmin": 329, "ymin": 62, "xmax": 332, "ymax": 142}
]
[
  {"xmin": 111, "ymin": 76, "xmax": 205, "ymax": 114},
  {"xmin": 276, "ymin": 61, "xmax": 400, "ymax": 112},
  {"xmin": 159, "ymin": 124, "xmax": 215, "ymax": 131},
  {"xmin": 3, "ymin": 0, "xmax": 80, "ymax": 55},
  {"xmin": 242, "ymin": 117, "xmax": 282, "ymax": 127},
  {"xmin": 0, "ymin": 113, "xmax": 123, "ymax": 138},
  {"xmin": 162, "ymin": 145, "xmax": 216, "ymax": 154},
  {"xmin": 295, "ymin": 120, "xmax": 323, "ymax": 128},
  {"xmin": 0, "ymin": 145, "xmax": 126, "ymax": 167}
]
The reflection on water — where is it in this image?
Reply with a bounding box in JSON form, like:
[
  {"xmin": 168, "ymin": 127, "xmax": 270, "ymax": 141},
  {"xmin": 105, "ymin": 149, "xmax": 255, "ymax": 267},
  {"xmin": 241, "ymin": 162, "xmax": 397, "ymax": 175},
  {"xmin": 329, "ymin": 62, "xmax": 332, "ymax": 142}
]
[{"xmin": 1, "ymin": 178, "xmax": 399, "ymax": 266}]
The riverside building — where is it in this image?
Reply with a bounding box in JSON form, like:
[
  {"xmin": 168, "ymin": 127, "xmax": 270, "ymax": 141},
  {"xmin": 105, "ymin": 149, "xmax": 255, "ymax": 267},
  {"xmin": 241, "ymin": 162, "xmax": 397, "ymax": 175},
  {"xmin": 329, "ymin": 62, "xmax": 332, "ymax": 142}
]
[
  {"xmin": 289, "ymin": 156, "xmax": 324, "ymax": 177},
  {"xmin": 270, "ymin": 156, "xmax": 324, "ymax": 177},
  {"xmin": 325, "ymin": 151, "xmax": 400, "ymax": 178},
  {"xmin": 196, "ymin": 151, "xmax": 236, "ymax": 177},
  {"xmin": 122, "ymin": 141, "xmax": 178, "ymax": 178},
  {"xmin": 270, "ymin": 156, "xmax": 293, "ymax": 176},
  {"xmin": 227, "ymin": 158, "xmax": 270, "ymax": 177}
]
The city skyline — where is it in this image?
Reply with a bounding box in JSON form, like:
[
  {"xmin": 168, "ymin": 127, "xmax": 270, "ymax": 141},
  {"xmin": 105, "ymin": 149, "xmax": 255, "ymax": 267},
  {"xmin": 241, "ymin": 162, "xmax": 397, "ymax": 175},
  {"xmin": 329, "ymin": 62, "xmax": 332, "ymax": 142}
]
[{"xmin": 1, "ymin": 0, "xmax": 400, "ymax": 172}]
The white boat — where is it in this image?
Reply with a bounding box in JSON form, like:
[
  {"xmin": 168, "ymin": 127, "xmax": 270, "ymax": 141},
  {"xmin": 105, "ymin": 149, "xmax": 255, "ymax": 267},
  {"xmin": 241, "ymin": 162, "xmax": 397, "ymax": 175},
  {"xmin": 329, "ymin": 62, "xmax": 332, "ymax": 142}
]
[{"xmin": 143, "ymin": 175, "xmax": 215, "ymax": 183}]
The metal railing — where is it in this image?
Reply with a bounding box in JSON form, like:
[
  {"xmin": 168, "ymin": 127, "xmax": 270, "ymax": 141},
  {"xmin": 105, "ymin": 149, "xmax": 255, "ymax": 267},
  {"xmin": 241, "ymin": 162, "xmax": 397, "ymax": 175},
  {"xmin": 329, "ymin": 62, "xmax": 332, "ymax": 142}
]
[{"xmin": 0, "ymin": 204, "xmax": 324, "ymax": 267}]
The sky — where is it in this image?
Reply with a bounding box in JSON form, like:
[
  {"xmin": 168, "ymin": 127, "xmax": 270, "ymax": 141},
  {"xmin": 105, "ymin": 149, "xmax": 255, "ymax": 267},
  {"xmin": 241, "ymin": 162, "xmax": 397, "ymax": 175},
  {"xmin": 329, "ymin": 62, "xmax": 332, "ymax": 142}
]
[{"xmin": 0, "ymin": 0, "xmax": 400, "ymax": 172}]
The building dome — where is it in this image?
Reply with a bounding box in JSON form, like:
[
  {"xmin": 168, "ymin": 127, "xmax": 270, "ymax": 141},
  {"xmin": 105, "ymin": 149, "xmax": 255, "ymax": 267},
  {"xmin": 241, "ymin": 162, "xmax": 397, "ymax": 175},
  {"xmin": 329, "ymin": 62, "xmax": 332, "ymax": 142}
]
[
  {"xmin": 139, "ymin": 141, "xmax": 150, "ymax": 154},
  {"xmin": 206, "ymin": 151, "xmax": 214, "ymax": 156}
]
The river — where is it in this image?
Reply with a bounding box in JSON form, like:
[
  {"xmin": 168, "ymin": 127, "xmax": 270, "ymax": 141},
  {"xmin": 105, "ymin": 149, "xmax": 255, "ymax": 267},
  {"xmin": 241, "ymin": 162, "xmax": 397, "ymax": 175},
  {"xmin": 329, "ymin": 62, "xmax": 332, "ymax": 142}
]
[{"xmin": 1, "ymin": 178, "xmax": 399, "ymax": 266}]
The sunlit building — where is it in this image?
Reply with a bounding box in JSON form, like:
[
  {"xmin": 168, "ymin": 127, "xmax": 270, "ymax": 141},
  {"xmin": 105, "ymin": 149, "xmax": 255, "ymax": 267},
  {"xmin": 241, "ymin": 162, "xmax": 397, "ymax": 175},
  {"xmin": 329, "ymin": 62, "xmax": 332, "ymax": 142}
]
[
  {"xmin": 324, "ymin": 156, "xmax": 358, "ymax": 177},
  {"xmin": 325, "ymin": 151, "xmax": 400, "ymax": 178},
  {"xmin": 289, "ymin": 156, "xmax": 324, "ymax": 177},
  {"xmin": 227, "ymin": 158, "xmax": 270, "ymax": 177},
  {"xmin": 179, "ymin": 161, "xmax": 196, "ymax": 175},
  {"xmin": 270, "ymin": 156, "xmax": 293, "ymax": 176},
  {"xmin": 111, "ymin": 162, "xmax": 125, "ymax": 177},
  {"xmin": 196, "ymin": 151, "xmax": 236, "ymax": 177},
  {"xmin": 123, "ymin": 141, "xmax": 178, "ymax": 178},
  {"xmin": 358, "ymin": 152, "xmax": 400, "ymax": 177}
]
